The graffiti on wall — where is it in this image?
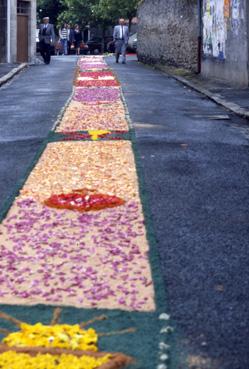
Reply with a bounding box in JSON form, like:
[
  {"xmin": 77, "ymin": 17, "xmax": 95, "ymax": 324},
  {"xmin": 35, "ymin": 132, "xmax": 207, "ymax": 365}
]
[{"xmin": 203, "ymin": 0, "xmax": 241, "ymax": 60}]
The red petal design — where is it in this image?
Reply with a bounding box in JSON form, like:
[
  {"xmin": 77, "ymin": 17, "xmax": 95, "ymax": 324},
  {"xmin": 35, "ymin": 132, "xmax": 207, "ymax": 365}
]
[{"xmin": 44, "ymin": 190, "xmax": 125, "ymax": 212}]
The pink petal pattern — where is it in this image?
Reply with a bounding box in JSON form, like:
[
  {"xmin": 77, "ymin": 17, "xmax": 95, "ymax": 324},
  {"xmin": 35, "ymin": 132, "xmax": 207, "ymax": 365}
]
[
  {"xmin": 0, "ymin": 198, "xmax": 154, "ymax": 311},
  {"xmin": 73, "ymin": 88, "xmax": 120, "ymax": 104}
]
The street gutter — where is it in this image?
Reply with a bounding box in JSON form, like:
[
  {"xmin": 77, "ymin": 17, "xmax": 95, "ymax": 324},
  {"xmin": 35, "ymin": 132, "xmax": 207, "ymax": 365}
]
[
  {"xmin": 169, "ymin": 74, "xmax": 249, "ymax": 119},
  {"xmin": 0, "ymin": 63, "xmax": 28, "ymax": 87},
  {"xmin": 151, "ymin": 64, "xmax": 249, "ymax": 120}
]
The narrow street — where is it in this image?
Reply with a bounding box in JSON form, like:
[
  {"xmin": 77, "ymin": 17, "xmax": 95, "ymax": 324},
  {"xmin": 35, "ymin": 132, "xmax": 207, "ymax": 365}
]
[{"xmin": 0, "ymin": 55, "xmax": 249, "ymax": 369}]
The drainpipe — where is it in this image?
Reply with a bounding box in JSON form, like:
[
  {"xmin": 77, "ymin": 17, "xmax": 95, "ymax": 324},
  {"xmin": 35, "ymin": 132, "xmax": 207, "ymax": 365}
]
[
  {"xmin": 197, "ymin": 0, "xmax": 202, "ymax": 74},
  {"xmin": 7, "ymin": 0, "xmax": 11, "ymax": 63}
]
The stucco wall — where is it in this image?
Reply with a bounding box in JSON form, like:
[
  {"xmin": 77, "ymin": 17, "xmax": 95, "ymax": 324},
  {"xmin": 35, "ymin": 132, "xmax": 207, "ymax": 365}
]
[
  {"xmin": 9, "ymin": 0, "xmax": 17, "ymax": 63},
  {"xmin": 202, "ymin": 0, "xmax": 249, "ymax": 86},
  {"xmin": 137, "ymin": 0, "xmax": 199, "ymax": 71},
  {"xmin": 29, "ymin": 0, "xmax": 37, "ymax": 63}
]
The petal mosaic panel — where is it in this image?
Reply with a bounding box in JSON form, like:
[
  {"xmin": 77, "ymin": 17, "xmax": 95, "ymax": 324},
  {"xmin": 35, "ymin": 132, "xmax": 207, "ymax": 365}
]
[
  {"xmin": 0, "ymin": 141, "xmax": 155, "ymax": 311},
  {"xmin": 56, "ymin": 101, "xmax": 128, "ymax": 132},
  {"xmin": 20, "ymin": 141, "xmax": 139, "ymax": 202},
  {"xmin": 73, "ymin": 88, "xmax": 120, "ymax": 104}
]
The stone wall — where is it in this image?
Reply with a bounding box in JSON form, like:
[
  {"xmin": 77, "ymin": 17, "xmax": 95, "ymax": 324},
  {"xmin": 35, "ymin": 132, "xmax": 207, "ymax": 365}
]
[
  {"xmin": 137, "ymin": 0, "xmax": 199, "ymax": 71},
  {"xmin": 202, "ymin": 0, "xmax": 249, "ymax": 86}
]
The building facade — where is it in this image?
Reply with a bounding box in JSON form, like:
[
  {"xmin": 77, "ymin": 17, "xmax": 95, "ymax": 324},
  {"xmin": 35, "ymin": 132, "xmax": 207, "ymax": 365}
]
[
  {"xmin": 0, "ymin": 0, "xmax": 36, "ymax": 64},
  {"xmin": 137, "ymin": 0, "xmax": 249, "ymax": 86}
]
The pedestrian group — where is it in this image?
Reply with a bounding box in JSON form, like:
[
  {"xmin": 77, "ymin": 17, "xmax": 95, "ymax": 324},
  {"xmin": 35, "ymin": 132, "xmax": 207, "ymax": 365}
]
[{"xmin": 39, "ymin": 17, "xmax": 130, "ymax": 65}]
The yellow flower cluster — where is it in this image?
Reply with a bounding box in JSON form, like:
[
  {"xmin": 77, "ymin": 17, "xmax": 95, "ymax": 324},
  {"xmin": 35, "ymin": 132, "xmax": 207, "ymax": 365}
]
[
  {"xmin": 3, "ymin": 323, "xmax": 98, "ymax": 351},
  {"xmin": 0, "ymin": 351, "xmax": 110, "ymax": 369},
  {"xmin": 88, "ymin": 130, "xmax": 111, "ymax": 140}
]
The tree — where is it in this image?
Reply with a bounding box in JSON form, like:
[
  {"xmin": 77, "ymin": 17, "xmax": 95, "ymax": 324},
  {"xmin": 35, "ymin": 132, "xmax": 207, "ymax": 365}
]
[
  {"xmin": 37, "ymin": 0, "xmax": 65, "ymax": 26},
  {"xmin": 58, "ymin": 0, "xmax": 97, "ymax": 28},
  {"xmin": 90, "ymin": 0, "xmax": 139, "ymax": 52},
  {"xmin": 92, "ymin": 0, "xmax": 140, "ymax": 27}
]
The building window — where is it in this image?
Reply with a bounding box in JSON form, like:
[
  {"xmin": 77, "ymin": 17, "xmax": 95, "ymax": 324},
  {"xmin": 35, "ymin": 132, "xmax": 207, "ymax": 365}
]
[{"xmin": 17, "ymin": 0, "xmax": 30, "ymax": 15}]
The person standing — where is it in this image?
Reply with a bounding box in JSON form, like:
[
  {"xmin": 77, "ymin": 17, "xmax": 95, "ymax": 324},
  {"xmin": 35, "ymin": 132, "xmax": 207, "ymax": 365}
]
[
  {"xmin": 73, "ymin": 25, "xmax": 83, "ymax": 56},
  {"xmin": 68, "ymin": 24, "xmax": 75, "ymax": 55},
  {"xmin": 113, "ymin": 18, "xmax": 129, "ymax": 64},
  {"xmin": 59, "ymin": 23, "xmax": 70, "ymax": 55},
  {"xmin": 39, "ymin": 17, "xmax": 55, "ymax": 64}
]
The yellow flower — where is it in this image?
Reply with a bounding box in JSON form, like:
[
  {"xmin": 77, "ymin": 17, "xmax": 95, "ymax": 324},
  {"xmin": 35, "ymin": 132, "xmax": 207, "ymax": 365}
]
[
  {"xmin": 0, "ymin": 352, "xmax": 111, "ymax": 369},
  {"xmin": 3, "ymin": 324, "xmax": 98, "ymax": 351},
  {"xmin": 88, "ymin": 130, "xmax": 111, "ymax": 140}
]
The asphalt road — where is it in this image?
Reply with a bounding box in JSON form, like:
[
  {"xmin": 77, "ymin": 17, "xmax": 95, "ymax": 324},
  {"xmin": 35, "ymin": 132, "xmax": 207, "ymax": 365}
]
[
  {"xmin": 0, "ymin": 56, "xmax": 76, "ymax": 208},
  {"xmin": 108, "ymin": 56, "xmax": 249, "ymax": 369},
  {"xmin": 0, "ymin": 55, "xmax": 249, "ymax": 369}
]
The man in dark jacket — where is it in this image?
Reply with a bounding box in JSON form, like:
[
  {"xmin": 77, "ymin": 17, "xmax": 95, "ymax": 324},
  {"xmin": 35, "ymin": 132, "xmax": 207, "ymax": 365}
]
[{"xmin": 39, "ymin": 17, "xmax": 55, "ymax": 64}]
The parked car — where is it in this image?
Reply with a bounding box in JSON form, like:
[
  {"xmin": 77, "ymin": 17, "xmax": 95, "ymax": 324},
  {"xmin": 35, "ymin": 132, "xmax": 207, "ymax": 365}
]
[
  {"xmin": 127, "ymin": 33, "xmax": 137, "ymax": 52},
  {"xmin": 86, "ymin": 36, "xmax": 118, "ymax": 54},
  {"xmin": 106, "ymin": 40, "xmax": 115, "ymax": 53},
  {"xmin": 86, "ymin": 37, "xmax": 102, "ymax": 54}
]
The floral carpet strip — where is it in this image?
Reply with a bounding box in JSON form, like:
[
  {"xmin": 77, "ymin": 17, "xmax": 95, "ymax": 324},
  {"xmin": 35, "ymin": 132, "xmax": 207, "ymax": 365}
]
[
  {"xmin": 57, "ymin": 57, "xmax": 127, "ymax": 132},
  {"xmin": 0, "ymin": 54, "xmax": 155, "ymax": 312},
  {"xmin": 0, "ymin": 56, "xmax": 173, "ymax": 369}
]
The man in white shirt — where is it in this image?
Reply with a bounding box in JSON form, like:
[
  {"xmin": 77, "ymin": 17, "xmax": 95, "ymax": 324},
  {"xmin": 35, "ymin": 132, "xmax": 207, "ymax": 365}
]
[{"xmin": 113, "ymin": 18, "xmax": 129, "ymax": 64}]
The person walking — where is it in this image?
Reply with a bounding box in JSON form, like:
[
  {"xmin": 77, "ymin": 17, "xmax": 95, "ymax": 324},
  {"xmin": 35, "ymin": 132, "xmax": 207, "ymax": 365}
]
[
  {"xmin": 113, "ymin": 18, "xmax": 129, "ymax": 64},
  {"xmin": 39, "ymin": 17, "xmax": 55, "ymax": 64},
  {"xmin": 59, "ymin": 23, "xmax": 70, "ymax": 55},
  {"xmin": 73, "ymin": 25, "xmax": 83, "ymax": 56}
]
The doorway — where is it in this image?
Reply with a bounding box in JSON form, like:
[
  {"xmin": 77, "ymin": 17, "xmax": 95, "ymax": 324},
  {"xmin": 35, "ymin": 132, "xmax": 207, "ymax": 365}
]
[
  {"xmin": 17, "ymin": 0, "xmax": 30, "ymax": 63},
  {"xmin": 17, "ymin": 14, "xmax": 28, "ymax": 62}
]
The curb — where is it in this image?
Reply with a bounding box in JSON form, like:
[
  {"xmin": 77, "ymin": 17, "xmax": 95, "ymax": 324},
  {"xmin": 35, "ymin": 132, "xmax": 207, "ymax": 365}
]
[
  {"xmin": 163, "ymin": 72, "xmax": 249, "ymax": 120},
  {"xmin": 0, "ymin": 63, "xmax": 28, "ymax": 87}
]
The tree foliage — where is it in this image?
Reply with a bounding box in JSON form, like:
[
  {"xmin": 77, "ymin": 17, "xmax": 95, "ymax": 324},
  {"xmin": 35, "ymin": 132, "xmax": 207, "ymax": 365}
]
[
  {"xmin": 38, "ymin": 0, "xmax": 139, "ymax": 26},
  {"xmin": 37, "ymin": 0, "xmax": 65, "ymax": 25},
  {"xmin": 57, "ymin": 0, "xmax": 97, "ymax": 28},
  {"xmin": 37, "ymin": 0, "xmax": 139, "ymax": 31},
  {"xmin": 92, "ymin": 0, "xmax": 140, "ymax": 24}
]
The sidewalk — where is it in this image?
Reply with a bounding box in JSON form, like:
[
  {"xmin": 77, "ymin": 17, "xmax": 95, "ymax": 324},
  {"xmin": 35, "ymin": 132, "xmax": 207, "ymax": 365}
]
[
  {"xmin": 155, "ymin": 63, "xmax": 249, "ymax": 119},
  {"xmin": 0, "ymin": 63, "xmax": 27, "ymax": 86}
]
